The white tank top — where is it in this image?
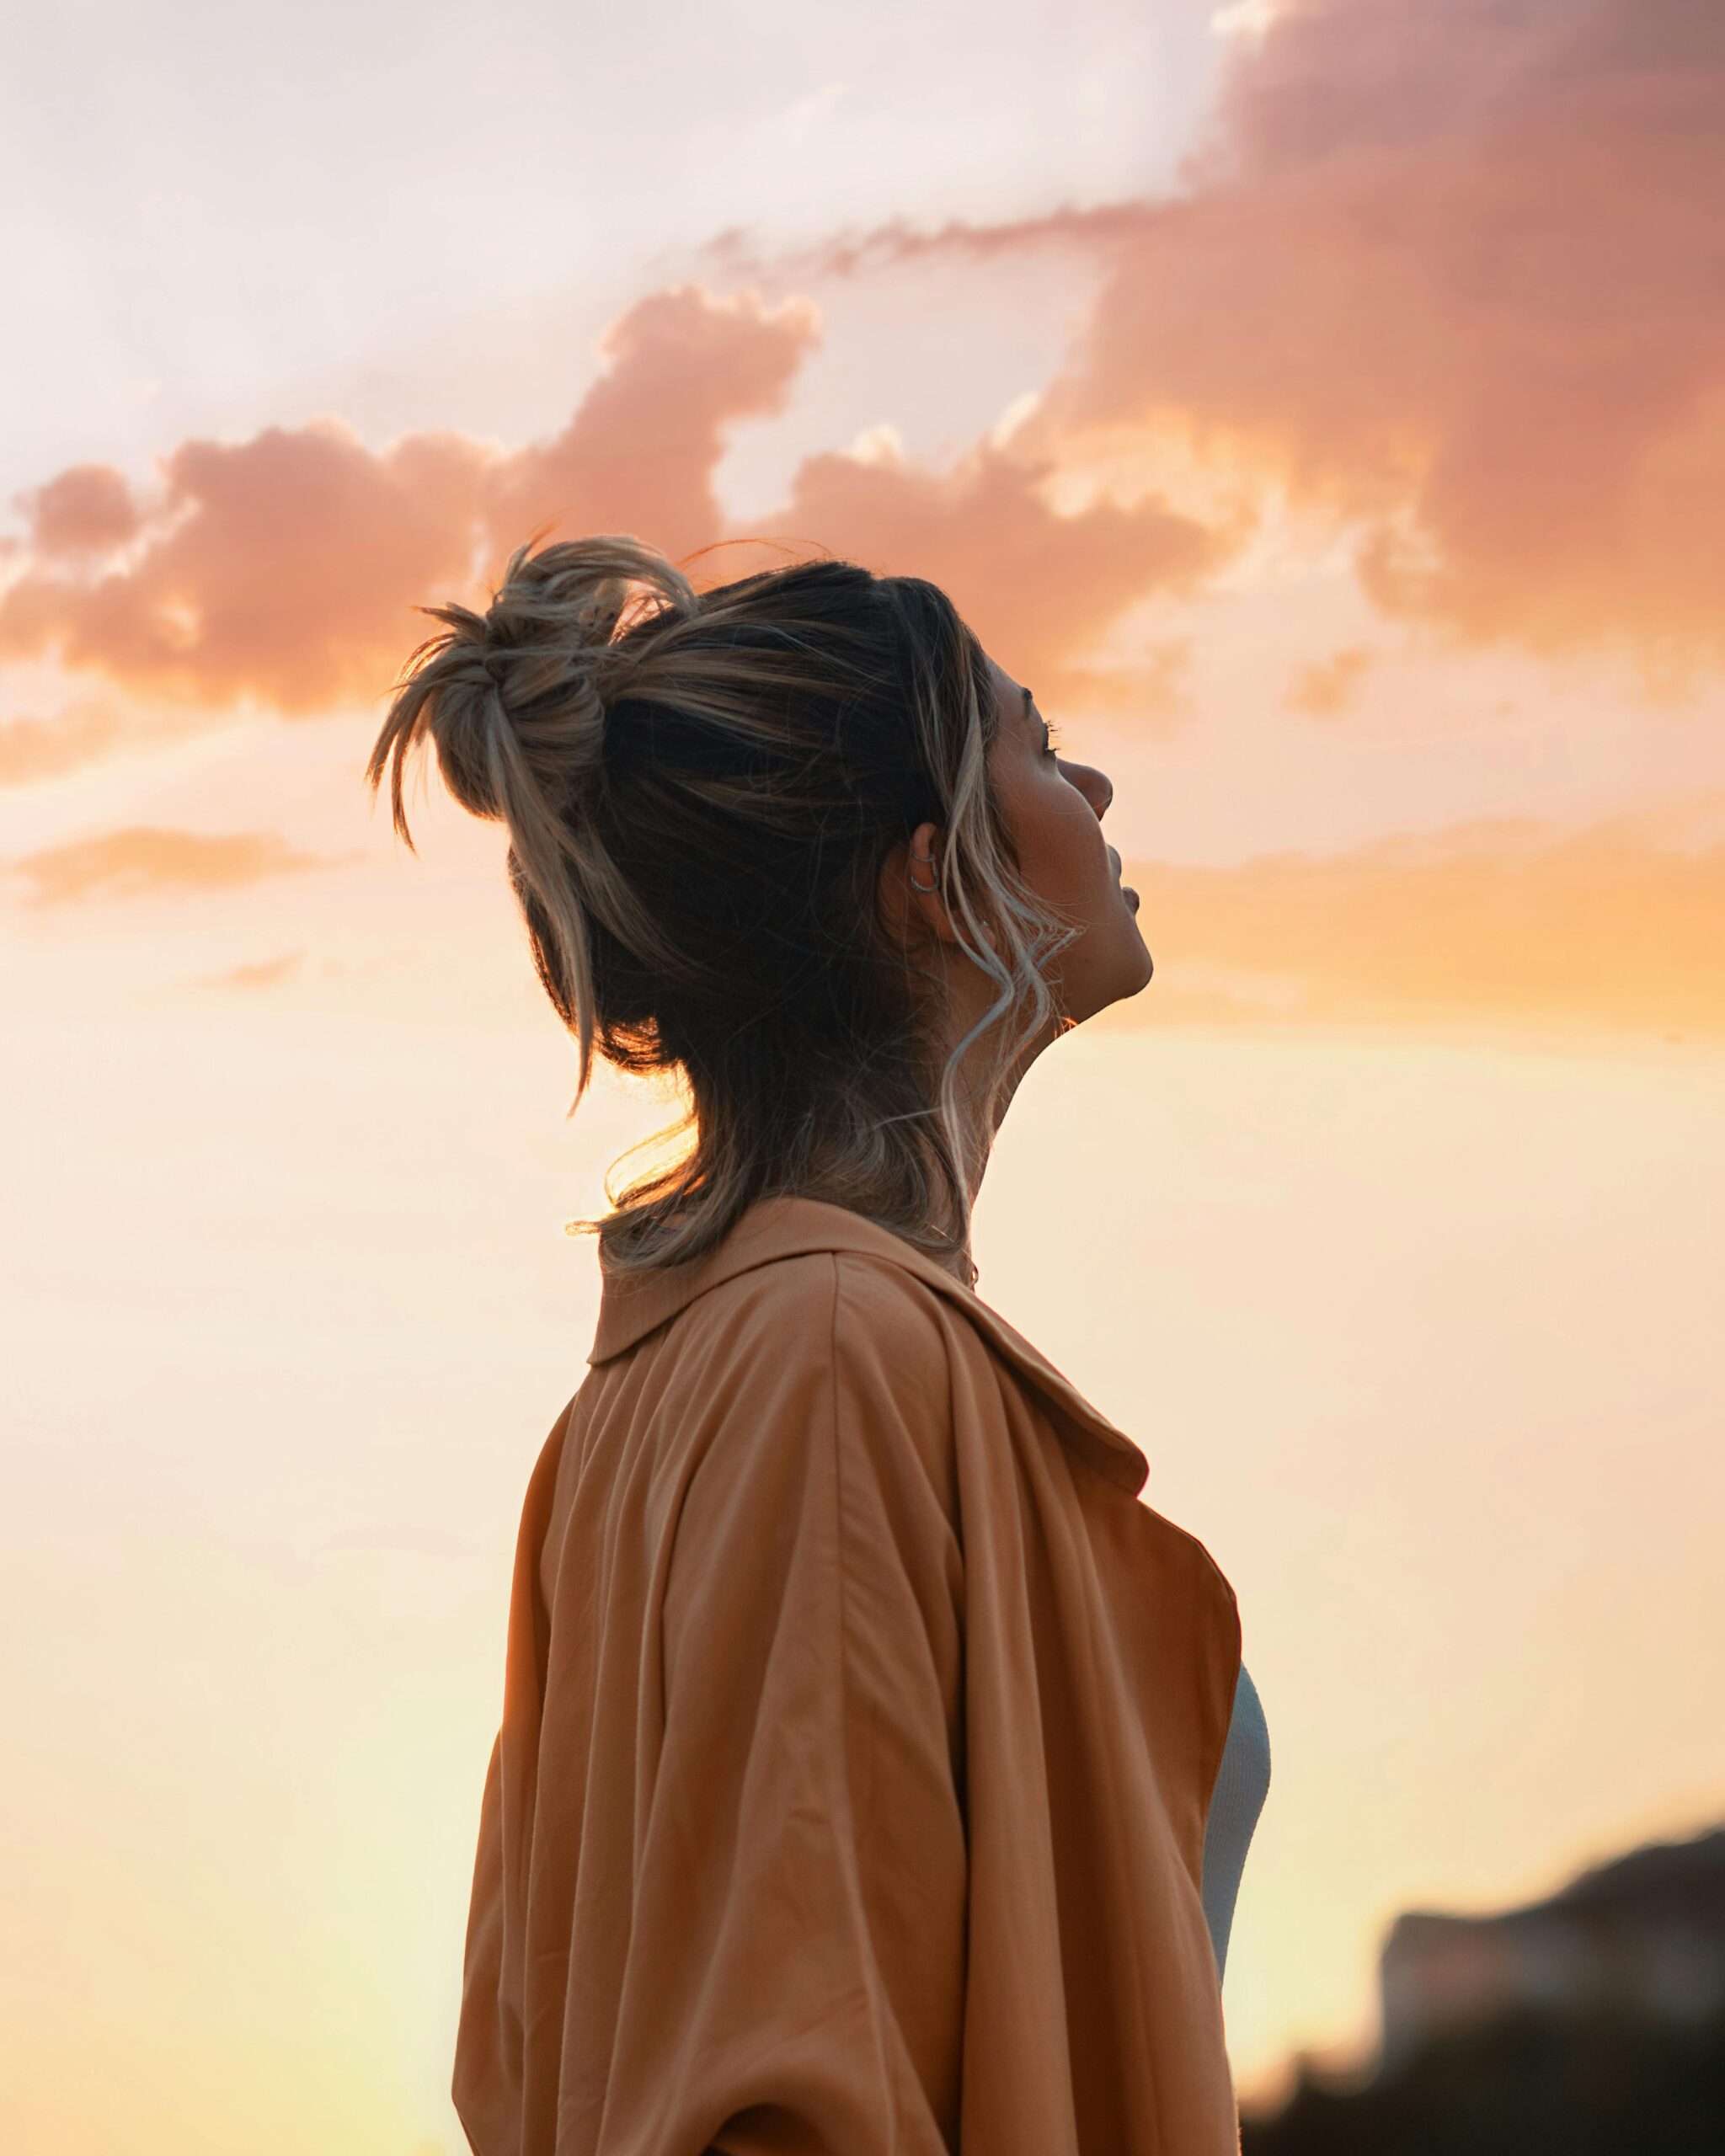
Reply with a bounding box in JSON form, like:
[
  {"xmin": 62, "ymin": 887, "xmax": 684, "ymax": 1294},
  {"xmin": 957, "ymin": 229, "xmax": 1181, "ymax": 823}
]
[{"xmin": 1199, "ymin": 1662, "xmax": 1271, "ymax": 1984}]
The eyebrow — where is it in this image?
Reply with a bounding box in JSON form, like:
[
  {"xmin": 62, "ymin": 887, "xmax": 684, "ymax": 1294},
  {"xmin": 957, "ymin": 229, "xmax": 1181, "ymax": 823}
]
[{"xmin": 1022, "ymin": 686, "xmax": 1036, "ymax": 723}]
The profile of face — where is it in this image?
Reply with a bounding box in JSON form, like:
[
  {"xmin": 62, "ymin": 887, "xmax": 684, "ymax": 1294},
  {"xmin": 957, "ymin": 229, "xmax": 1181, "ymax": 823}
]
[
  {"xmin": 980, "ymin": 656, "xmax": 1151, "ymax": 1025},
  {"xmin": 883, "ymin": 654, "xmax": 1152, "ymax": 1055}
]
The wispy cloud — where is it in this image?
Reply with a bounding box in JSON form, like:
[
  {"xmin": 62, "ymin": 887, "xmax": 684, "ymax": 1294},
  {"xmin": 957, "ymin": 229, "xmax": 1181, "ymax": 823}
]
[
  {"xmin": 0, "ymin": 698, "xmax": 216, "ymax": 784},
  {"xmin": 0, "ymin": 702, "xmax": 140, "ymax": 785},
  {"xmin": 194, "ymin": 952, "xmax": 306, "ymax": 991},
  {"xmin": 1290, "ymin": 645, "xmax": 1375, "ymax": 718},
  {"xmin": 8, "ymin": 826, "xmax": 351, "ymax": 907}
]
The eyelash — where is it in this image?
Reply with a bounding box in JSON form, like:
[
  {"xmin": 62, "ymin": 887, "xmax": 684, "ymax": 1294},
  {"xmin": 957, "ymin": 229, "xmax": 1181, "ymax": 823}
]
[{"xmin": 1043, "ymin": 722, "xmax": 1063, "ymax": 759}]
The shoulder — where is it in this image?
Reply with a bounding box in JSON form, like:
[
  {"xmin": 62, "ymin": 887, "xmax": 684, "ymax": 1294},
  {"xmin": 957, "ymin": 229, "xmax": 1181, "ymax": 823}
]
[
  {"xmin": 829, "ymin": 1250, "xmax": 953, "ymax": 1380},
  {"xmin": 676, "ymin": 1246, "xmax": 953, "ymax": 1378},
  {"xmin": 678, "ymin": 1247, "xmax": 960, "ymax": 1492},
  {"xmin": 826, "ymin": 1252, "xmax": 960, "ymax": 1502}
]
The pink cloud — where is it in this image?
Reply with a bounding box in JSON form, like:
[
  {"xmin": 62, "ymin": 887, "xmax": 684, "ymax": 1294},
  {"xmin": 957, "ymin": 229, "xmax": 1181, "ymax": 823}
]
[
  {"xmin": 1, "ymin": 421, "xmax": 489, "ymax": 714},
  {"xmin": 0, "ymin": 286, "xmax": 823, "ymax": 725},
  {"xmin": 489, "ymin": 285, "xmax": 821, "ymax": 563},
  {"xmin": 738, "ymin": 434, "xmax": 1224, "ymax": 709},
  {"xmin": 23, "ymin": 465, "xmax": 142, "ymax": 556},
  {"xmin": 795, "ymin": 0, "xmax": 1725, "ymax": 676},
  {"xmin": 0, "ymin": 276, "xmax": 1236, "ymax": 751},
  {"xmin": 1043, "ymin": 0, "xmax": 1725, "ymax": 674}
]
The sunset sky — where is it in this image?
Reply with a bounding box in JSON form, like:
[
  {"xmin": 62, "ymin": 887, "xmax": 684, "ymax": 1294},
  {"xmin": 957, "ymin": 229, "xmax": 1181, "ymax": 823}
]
[{"xmin": 4, "ymin": 1, "xmax": 1723, "ymax": 2148}]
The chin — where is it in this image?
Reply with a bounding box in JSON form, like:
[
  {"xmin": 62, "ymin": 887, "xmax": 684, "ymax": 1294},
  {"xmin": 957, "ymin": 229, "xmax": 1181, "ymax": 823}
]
[
  {"xmin": 1111, "ymin": 919, "xmax": 1155, "ymax": 1001},
  {"xmin": 1115, "ymin": 949, "xmax": 1156, "ymax": 1006},
  {"xmin": 1058, "ymin": 938, "xmax": 1155, "ymax": 1030}
]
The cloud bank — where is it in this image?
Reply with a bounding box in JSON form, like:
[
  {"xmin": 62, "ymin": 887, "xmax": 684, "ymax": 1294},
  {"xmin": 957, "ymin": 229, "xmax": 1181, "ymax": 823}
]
[
  {"xmin": 0, "ymin": 283, "xmax": 1215, "ymax": 761},
  {"xmin": 1028, "ymin": 0, "xmax": 1725, "ymax": 675},
  {"xmin": 3, "ymin": 0, "xmax": 1719, "ymax": 782},
  {"xmin": 799, "ymin": 0, "xmax": 1725, "ymax": 676}
]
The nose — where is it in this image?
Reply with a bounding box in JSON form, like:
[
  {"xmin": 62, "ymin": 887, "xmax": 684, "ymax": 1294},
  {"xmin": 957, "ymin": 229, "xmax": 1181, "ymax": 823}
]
[{"xmin": 1073, "ymin": 760, "xmax": 1114, "ymax": 820}]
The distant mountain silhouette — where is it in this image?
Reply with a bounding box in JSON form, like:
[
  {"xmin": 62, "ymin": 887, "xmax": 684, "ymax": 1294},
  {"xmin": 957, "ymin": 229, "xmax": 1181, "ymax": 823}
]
[{"xmin": 1242, "ymin": 1825, "xmax": 1725, "ymax": 2155}]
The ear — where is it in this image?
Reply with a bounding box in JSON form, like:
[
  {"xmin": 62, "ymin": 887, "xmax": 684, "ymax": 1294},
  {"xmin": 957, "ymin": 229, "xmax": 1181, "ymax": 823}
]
[{"xmin": 878, "ymin": 820, "xmax": 962, "ymax": 947}]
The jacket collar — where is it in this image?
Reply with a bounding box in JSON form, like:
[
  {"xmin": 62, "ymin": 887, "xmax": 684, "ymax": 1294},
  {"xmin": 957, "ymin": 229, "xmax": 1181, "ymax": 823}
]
[{"xmin": 587, "ymin": 1193, "xmax": 1151, "ymax": 1496}]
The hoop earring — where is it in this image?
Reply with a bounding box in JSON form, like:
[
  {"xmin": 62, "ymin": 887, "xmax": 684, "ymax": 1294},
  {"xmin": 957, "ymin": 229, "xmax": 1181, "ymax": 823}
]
[{"xmin": 909, "ymin": 853, "xmax": 938, "ymax": 895}]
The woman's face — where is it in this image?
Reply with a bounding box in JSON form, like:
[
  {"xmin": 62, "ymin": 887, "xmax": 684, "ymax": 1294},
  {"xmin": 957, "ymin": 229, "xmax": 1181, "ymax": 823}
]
[{"xmin": 979, "ymin": 654, "xmax": 1152, "ymax": 1027}]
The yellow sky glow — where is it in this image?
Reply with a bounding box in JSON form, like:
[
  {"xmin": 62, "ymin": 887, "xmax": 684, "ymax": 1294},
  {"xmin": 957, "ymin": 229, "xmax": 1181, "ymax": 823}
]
[{"xmin": 5, "ymin": 0, "xmax": 1724, "ymax": 2145}]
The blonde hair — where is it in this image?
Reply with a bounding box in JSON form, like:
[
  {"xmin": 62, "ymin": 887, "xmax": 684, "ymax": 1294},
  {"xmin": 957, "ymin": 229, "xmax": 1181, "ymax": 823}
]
[{"xmin": 366, "ymin": 534, "xmax": 1076, "ymax": 1277}]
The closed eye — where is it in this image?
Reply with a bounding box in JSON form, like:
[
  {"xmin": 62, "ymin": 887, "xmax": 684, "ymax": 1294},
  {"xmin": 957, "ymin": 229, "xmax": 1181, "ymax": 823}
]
[{"xmin": 1023, "ymin": 684, "xmax": 1061, "ymax": 760}]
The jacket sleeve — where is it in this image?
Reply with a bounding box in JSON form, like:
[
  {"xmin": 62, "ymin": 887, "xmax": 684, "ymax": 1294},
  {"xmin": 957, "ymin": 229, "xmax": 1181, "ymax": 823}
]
[{"xmin": 595, "ymin": 1254, "xmax": 969, "ymax": 2155}]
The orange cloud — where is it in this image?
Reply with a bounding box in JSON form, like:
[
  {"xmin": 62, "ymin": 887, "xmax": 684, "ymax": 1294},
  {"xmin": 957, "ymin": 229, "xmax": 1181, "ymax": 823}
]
[
  {"xmin": 9, "ymin": 827, "xmax": 347, "ymax": 907},
  {"xmin": 1116, "ymin": 803, "xmax": 1725, "ymax": 1042}
]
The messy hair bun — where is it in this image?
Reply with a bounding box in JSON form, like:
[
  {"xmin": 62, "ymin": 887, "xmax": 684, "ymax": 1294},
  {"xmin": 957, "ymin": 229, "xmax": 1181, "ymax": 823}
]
[
  {"xmin": 366, "ymin": 531, "xmax": 1070, "ymax": 1275},
  {"xmin": 373, "ymin": 535, "xmax": 696, "ymax": 820}
]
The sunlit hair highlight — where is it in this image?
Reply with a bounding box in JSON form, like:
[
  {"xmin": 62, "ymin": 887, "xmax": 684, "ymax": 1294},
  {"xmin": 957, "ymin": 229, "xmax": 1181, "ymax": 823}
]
[{"xmin": 366, "ymin": 533, "xmax": 1077, "ymax": 1278}]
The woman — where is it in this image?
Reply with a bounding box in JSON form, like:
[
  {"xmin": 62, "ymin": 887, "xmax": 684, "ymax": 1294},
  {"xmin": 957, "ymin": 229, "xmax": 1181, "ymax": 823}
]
[{"xmin": 367, "ymin": 535, "xmax": 1271, "ymax": 2155}]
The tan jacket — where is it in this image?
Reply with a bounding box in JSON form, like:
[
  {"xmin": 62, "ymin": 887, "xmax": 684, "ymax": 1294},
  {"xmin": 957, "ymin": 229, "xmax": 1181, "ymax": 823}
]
[{"xmin": 454, "ymin": 1194, "xmax": 1244, "ymax": 2155}]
